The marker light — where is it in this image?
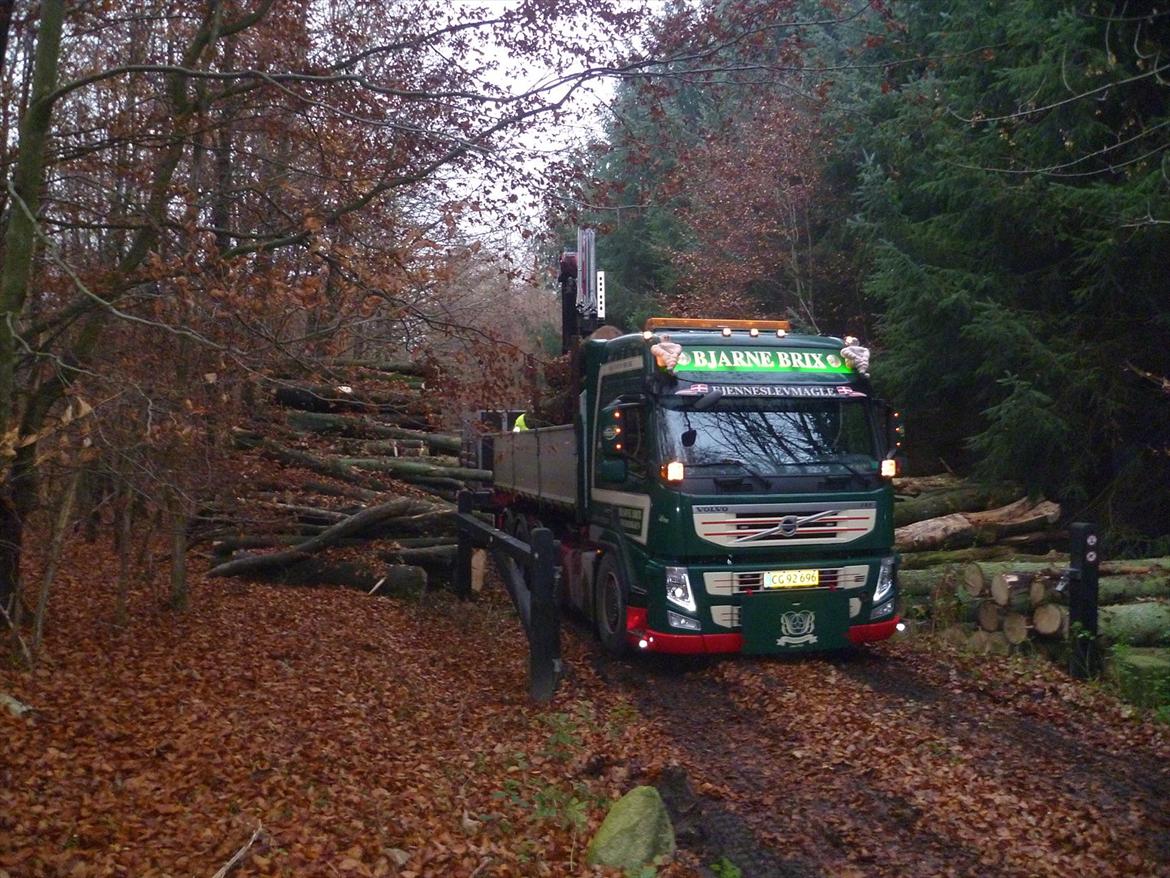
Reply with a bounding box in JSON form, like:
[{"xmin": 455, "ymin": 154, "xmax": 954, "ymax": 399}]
[
  {"xmin": 880, "ymin": 458, "xmax": 898, "ymax": 478},
  {"xmin": 721, "ymin": 327, "xmax": 732, "ymax": 337},
  {"xmin": 749, "ymin": 328, "xmax": 759, "ymax": 337},
  {"xmin": 638, "ymin": 638, "xmax": 649, "ymax": 650},
  {"xmin": 776, "ymin": 329, "xmax": 787, "ymax": 338},
  {"xmin": 663, "ymin": 460, "xmax": 685, "ymax": 482},
  {"xmin": 642, "ymin": 330, "xmax": 654, "ymax": 340}
]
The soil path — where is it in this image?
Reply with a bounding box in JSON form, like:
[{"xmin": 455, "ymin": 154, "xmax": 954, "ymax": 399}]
[{"xmin": 591, "ymin": 642, "xmax": 1170, "ymax": 878}]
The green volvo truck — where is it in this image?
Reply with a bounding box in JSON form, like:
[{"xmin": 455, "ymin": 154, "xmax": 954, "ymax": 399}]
[{"xmin": 486, "ymin": 315, "xmax": 903, "ymax": 656}]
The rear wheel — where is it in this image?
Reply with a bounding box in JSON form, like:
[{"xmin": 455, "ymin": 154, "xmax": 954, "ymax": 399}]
[{"xmin": 595, "ymin": 553, "xmax": 629, "ymax": 656}]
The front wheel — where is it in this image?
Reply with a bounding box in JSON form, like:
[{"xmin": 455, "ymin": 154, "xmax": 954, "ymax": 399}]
[{"xmin": 594, "ymin": 553, "xmax": 629, "ymax": 656}]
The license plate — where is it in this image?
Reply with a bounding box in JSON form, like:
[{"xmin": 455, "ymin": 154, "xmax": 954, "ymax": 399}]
[{"xmin": 764, "ymin": 569, "xmax": 819, "ymax": 588}]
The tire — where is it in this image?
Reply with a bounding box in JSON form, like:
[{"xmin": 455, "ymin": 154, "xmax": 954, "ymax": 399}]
[{"xmin": 594, "ymin": 553, "xmax": 629, "ymax": 656}]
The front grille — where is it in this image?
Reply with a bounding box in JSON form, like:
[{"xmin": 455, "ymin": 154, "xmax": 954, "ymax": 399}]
[
  {"xmin": 693, "ymin": 503, "xmax": 877, "ymax": 548},
  {"xmin": 703, "ymin": 564, "xmax": 869, "ymax": 596}
]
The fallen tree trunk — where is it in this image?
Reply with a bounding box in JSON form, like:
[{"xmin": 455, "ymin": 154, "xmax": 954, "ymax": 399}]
[
  {"xmin": 1098, "ymin": 603, "xmax": 1170, "ymax": 647},
  {"xmin": 255, "ymin": 558, "xmax": 428, "ymax": 595},
  {"xmin": 339, "ymin": 457, "xmax": 491, "ymax": 482},
  {"xmin": 208, "ymin": 497, "xmax": 450, "ymax": 578},
  {"xmin": 286, "ymin": 412, "xmax": 461, "ymax": 453},
  {"xmin": 211, "ymin": 535, "xmax": 374, "ymax": 555},
  {"xmin": 380, "ymin": 545, "xmax": 457, "ymax": 568},
  {"xmin": 892, "ymin": 474, "xmax": 964, "ymax": 497},
  {"xmin": 899, "ymin": 547, "xmax": 1061, "ymax": 570},
  {"xmin": 323, "ymin": 358, "xmax": 429, "ymax": 377},
  {"xmin": 893, "ymin": 483, "xmax": 1020, "ymax": 527},
  {"xmin": 895, "ymin": 499, "xmax": 1061, "ymax": 552}
]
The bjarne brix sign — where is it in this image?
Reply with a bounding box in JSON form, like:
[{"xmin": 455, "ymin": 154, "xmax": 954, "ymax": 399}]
[{"xmin": 675, "ymin": 348, "xmax": 851, "ymax": 373}]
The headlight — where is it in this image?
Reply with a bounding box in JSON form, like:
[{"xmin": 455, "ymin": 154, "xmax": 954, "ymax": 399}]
[
  {"xmin": 871, "ymin": 598, "xmax": 895, "ymax": 620},
  {"xmin": 665, "ymin": 566, "xmax": 697, "ymax": 613},
  {"xmin": 873, "ymin": 556, "xmax": 896, "ymax": 604}
]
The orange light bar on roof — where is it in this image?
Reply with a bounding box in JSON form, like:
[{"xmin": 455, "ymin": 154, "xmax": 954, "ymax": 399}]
[{"xmin": 643, "ymin": 317, "xmax": 793, "ymax": 333}]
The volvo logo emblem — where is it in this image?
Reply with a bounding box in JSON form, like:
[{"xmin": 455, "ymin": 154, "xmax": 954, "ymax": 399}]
[{"xmin": 778, "ymin": 515, "xmax": 800, "ymax": 537}]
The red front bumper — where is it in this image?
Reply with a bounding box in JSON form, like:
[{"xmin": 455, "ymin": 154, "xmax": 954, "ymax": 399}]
[{"xmin": 624, "ymin": 610, "xmax": 900, "ymax": 654}]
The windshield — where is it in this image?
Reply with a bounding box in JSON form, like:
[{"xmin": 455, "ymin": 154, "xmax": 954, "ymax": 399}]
[{"xmin": 657, "ymin": 397, "xmax": 878, "ymax": 476}]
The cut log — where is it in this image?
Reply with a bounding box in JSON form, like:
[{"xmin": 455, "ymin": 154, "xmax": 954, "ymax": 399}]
[
  {"xmin": 339, "ymin": 457, "xmax": 491, "ymax": 482},
  {"xmin": 900, "ymin": 547, "xmax": 1057, "ymax": 570},
  {"xmin": 207, "ymin": 497, "xmax": 450, "ymax": 578},
  {"xmin": 1002, "ymin": 612, "xmax": 1030, "ymax": 645},
  {"xmin": 976, "ymin": 600, "xmax": 1003, "ymax": 632},
  {"xmin": 212, "ymin": 535, "xmax": 373, "ymax": 555},
  {"xmin": 324, "ymin": 358, "xmax": 429, "ymax": 377},
  {"xmin": 891, "ymin": 474, "xmax": 964, "ymax": 496},
  {"xmin": 302, "ymin": 481, "xmax": 380, "ymax": 503},
  {"xmin": 380, "ymin": 545, "xmax": 457, "ymax": 568},
  {"xmin": 471, "ymin": 549, "xmax": 487, "ymax": 593},
  {"xmin": 893, "ymin": 483, "xmax": 1020, "ymax": 527},
  {"xmin": 985, "ymin": 631, "xmax": 1012, "ymax": 655},
  {"xmin": 895, "ymin": 513, "xmax": 973, "ymax": 552},
  {"xmin": 286, "ymin": 412, "xmax": 461, "ymax": 453},
  {"xmin": 990, "ymin": 573, "xmax": 1033, "ymax": 610},
  {"xmin": 966, "ymin": 498, "xmax": 1061, "ymax": 531},
  {"xmin": 896, "ymin": 568, "xmax": 957, "ymax": 597},
  {"xmin": 1098, "ymin": 603, "xmax": 1170, "ymax": 647},
  {"xmin": 895, "ymin": 499, "xmax": 1061, "ymax": 552},
  {"xmin": 961, "ymin": 562, "xmax": 990, "ymax": 599},
  {"xmin": 939, "ymin": 625, "xmax": 971, "ymax": 649},
  {"xmin": 1032, "ymin": 603, "xmax": 1066, "ymax": 637}
]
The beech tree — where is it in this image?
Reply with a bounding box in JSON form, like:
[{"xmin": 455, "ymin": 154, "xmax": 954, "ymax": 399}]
[{"xmin": 0, "ymin": 0, "xmax": 638, "ymax": 619}]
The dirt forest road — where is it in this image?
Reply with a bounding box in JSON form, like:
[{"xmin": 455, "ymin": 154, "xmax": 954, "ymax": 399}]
[{"xmin": 591, "ymin": 640, "xmax": 1170, "ymax": 878}]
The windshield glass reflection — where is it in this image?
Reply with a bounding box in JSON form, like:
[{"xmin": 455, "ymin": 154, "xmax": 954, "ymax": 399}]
[{"xmin": 657, "ymin": 397, "xmax": 877, "ymax": 476}]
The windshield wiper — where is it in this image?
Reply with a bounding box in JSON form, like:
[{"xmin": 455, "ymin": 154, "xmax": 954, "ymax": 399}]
[
  {"xmin": 685, "ymin": 458, "xmax": 770, "ymax": 488},
  {"xmin": 779, "ymin": 457, "xmax": 873, "ymax": 481}
]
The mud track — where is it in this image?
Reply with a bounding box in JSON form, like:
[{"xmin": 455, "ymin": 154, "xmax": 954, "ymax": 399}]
[{"xmin": 589, "ymin": 642, "xmax": 1170, "ymax": 878}]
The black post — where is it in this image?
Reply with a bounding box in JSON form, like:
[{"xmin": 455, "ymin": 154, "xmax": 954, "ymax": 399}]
[
  {"xmin": 528, "ymin": 527, "xmax": 562, "ymax": 703},
  {"xmin": 454, "ymin": 490, "xmax": 473, "ymax": 599},
  {"xmin": 1067, "ymin": 522, "xmax": 1101, "ymax": 679}
]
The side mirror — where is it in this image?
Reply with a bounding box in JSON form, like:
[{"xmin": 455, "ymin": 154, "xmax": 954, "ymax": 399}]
[{"xmin": 597, "ymin": 458, "xmax": 628, "ymax": 484}]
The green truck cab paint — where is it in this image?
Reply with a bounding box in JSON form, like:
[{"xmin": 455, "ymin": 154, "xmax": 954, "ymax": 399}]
[{"xmin": 484, "ymin": 318, "xmax": 901, "ymax": 656}]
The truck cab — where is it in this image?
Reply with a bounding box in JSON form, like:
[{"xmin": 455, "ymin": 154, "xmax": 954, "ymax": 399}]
[{"xmin": 490, "ymin": 317, "xmax": 902, "ymax": 655}]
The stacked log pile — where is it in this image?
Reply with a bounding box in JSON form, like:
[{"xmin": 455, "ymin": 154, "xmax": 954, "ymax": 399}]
[
  {"xmin": 893, "ymin": 475, "xmax": 1065, "ymax": 563},
  {"xmin": 200, "ymin": 362, "xmax": 494, "ymax": 593},
  {"xmin": 900, "ymin": 557, "xmax": 1170, "ymax": 654}
]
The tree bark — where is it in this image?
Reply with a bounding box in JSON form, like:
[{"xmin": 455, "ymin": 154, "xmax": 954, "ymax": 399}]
[
  {"xmin": 208, "ymin": 497, "xmax": 450, "ymax": 578},
  {"xmin": 893, "ymin": 483, "xmax": 1020, "ymax": 527},
  {"xmin": 285, "ymin": 411, "xmax": 460, "ymax": 453},
  {"xmin": 1098, "ymin": 603, "xmax": 1170, "ymax": 647},
  {"xmin": 32, "ymin": 468, "xmax": 80, "ymax": 656},
  {"xmin": 169, "ymin": 503, "xmax": 189, "ymax": 611}
]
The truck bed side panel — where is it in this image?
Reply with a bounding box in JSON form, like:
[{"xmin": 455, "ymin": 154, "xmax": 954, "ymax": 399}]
[{"xmin": 492, "ymin": 426, "xmax": 578, "ymax": 510}]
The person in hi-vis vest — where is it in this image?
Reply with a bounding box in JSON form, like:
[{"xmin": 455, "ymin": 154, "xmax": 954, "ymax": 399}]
[{"xmin": 512, "ymin": 413, "xmax": 529, "ymax": 432}]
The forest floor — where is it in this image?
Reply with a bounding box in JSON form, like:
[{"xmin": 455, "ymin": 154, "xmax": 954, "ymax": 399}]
[{"xmin": 3, "ymin": 541, "xmax": 1170, "ymax": 878}]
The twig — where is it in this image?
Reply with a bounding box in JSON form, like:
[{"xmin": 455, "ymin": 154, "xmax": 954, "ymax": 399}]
[
  {"xmin": 211, "ymin": 824, "xmax": 266, "ymax": 878},
  {"xmin": 0, "ymin": 600, "xmax": 34, "ymax": 668}
]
